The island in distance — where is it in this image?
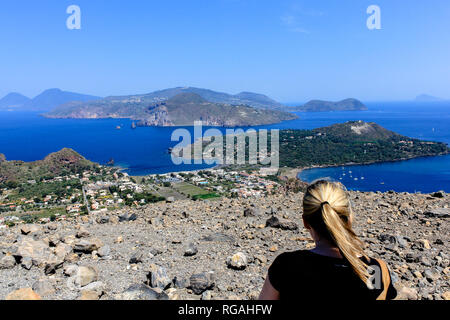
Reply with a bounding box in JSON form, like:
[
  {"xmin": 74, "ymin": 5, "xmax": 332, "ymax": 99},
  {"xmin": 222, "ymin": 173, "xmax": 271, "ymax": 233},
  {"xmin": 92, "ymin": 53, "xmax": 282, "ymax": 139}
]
[
  {"xmin": 44, "ymin": 89, "xmax": 298, "ymax": 127},
  {"xmin": 414, "ymin": 94, "xmax": 445, "ymax": 102},
  {"xmin": 0, "ymin": 89, "xmax": 101, "ymax": 112},
  {"xmin": 289, "ymin": 98, "xmax": 368, "ymax": 112}
]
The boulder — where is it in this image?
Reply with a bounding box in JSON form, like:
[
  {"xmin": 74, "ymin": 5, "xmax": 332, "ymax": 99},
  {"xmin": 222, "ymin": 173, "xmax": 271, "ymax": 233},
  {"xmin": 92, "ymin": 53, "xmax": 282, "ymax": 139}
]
[
  {"xmin": 265, "ymin": 216, "xmax": 298, "ymax": 231},
  {"xmin": 6, "ymin": 288, "xmax": 41, "ymax": 300},
  {"xmin": 424, "ymin": 208, "xmax": 449, "ymax": 218},
  {"xmin": 226, "ymin": 252, "xmax": 248, "ymax": 270},
  {"xmin": 189, "ymin": 272, "xmax": 215, "ymax": 295},
  {"xmin": 16, "ymin": 237, "xmax": 53, "ymax": 267},
  {"xmin": 76, "ymin": 227, "xmax": 90, "ymax": 238},
  {"xmin": 74, "ymin": 266, "xmax": 98, "ymax": 287},
  {"xmin": 20, "ymin": 225, "xmax": 41, "ymax": 235},
  {"xmin": 21, "ymin": 256, "xmax": 33, "ymax": 270},
  {"xmin": 118, "ymin": 284, "xmax": 169, "ymax": 300},
  {"xmin": 73, "ymin": 238, "xmax": 103, "ymax": 254},
  {"xmin": 184, "ymin": 243, "xmax": 198, "ymax": 257},
  {"xmin": 32, "ymin": 279, "xmax": 56, "ymax": 296},
  {"xmin": 147, "ymin": 264, "xmax": 171, "ymax": 290},
  {"xmin": 0, "ymin": 254, "xmax": 16, "ymax": 269},
  {"xmin": 129, "ymin": 251, "xmax": 144, "ymax": 264},
  {"xmin": 431, "ymin": 191, "xmax": 445, "ymax": 198},
  {"xmin": 54, "ymin": 243, "xmax": 73, "ymax": 261},
  {"xmin": 398, "ymin": 287, "xmax": 418, "ymax": 300},
  {"xmin": 97, "ymin": 245, "xmax": 111, "ymax": 258},
  {"xmin": 119, "ymin": 213, "xmax": 137, "ymax": 222}
]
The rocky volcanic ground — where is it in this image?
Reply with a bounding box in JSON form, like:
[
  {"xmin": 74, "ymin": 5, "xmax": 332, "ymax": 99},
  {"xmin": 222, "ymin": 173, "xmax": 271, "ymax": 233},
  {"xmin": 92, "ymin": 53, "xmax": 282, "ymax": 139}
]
[{"xmin": 0, "ymin": 190, "xmax": 449, "ymax": 300}]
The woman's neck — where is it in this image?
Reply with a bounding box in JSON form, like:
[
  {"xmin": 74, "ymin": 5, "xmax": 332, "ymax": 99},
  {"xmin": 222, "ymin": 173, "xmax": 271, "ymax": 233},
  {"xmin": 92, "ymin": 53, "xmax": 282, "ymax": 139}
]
[{"xmin": 310, "ymin": 241, "xmax": 343, "ymax": 258}]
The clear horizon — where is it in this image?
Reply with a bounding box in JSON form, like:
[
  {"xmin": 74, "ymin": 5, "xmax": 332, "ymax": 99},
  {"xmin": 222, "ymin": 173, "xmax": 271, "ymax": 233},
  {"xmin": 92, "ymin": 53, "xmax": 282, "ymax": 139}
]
[{"xmin": 0, "ymin": 0, "xmax": 449, "ymax": 102}]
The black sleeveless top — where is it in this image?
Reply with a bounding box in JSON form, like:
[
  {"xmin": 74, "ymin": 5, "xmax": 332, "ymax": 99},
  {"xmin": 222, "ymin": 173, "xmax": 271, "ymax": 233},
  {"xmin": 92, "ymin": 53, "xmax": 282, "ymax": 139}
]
[{"xmin": 268, "ymin": 250, "xmax": 397, "ymax": 300}]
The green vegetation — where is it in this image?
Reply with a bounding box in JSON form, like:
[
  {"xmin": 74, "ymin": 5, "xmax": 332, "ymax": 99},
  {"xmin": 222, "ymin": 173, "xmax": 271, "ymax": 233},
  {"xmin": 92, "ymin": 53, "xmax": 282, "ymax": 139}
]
[
  {"xmin": 7, "ymin": 179, "xmax": 82, "ymax": 201},
  {"xmin": 278, "ymin": 122, "xmax": 449, "ymax": 168},
  {"xmin": 192, "ymin": 193, "xmax": 221, "ymax": 201},
  {"xmin": 0, "ymin": 148, "xmax": 98, "ymax": 184},
  {"xmin": 172, "ymin": 182, "xmax": 209, "ymax": 198},
  {"xmin": 202, "ymin": 121, "xmax": 450, "ymax": 169},
  {"xmin": 13, "ymin": 206, "xmax": 85, "ymax": 224}
]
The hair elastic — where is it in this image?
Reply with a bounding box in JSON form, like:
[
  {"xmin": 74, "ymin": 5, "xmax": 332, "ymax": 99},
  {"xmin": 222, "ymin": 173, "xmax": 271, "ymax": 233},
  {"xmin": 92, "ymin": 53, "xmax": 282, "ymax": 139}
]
[{"xmin": 320, "ymin": 201, "xmax": 329, "ymax": 208}]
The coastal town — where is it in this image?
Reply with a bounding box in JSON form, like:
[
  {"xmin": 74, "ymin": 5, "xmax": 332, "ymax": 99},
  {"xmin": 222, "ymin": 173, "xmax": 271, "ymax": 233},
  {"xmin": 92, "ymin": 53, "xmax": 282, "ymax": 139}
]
[{"xmin": 0, "ymin": 165, "xmax": 282, "ymax": 227}]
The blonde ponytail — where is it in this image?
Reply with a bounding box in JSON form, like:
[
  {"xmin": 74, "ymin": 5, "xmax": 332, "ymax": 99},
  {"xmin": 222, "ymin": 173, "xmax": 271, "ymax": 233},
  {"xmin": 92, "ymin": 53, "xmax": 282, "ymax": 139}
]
[{"xmin": 303, "ymin": 180, "xmax": 370, "ymax": 286}]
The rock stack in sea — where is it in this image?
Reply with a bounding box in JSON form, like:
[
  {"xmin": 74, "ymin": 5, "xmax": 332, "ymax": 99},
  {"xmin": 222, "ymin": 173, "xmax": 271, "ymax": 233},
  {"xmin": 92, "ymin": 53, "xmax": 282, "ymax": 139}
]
[{"xmin": 0, "ymin": 190, "xmax": 448, "ymax": 300}]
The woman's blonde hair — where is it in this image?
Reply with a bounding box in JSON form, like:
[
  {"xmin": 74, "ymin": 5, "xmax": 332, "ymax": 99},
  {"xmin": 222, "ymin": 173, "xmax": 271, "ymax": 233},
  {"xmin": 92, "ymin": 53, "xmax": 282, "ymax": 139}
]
[{"xmin": 303, "ymin": 180, "xmax": 370, "ymax": 285}]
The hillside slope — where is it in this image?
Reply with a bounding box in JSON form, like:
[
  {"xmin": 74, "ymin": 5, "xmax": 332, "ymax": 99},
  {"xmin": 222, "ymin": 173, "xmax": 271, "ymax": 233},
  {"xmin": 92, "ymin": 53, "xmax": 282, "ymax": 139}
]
[
  {"xmin": 0, "ymin": 93, "xmax": 31, "ymax": 110},
  {"xmin": 193, "ymin": 121, "xmax": 450, "ymax": 167},
  {"xmin": 46, "ymin": 92, "xmax": 298, "ymax": 127},
  {"xmin": 0, "ymin": 190, "xmax": 448, "ymax": 300},
  {"xmin": 0, "ymin": 148, "xmax": 98, "ymax": 184}
]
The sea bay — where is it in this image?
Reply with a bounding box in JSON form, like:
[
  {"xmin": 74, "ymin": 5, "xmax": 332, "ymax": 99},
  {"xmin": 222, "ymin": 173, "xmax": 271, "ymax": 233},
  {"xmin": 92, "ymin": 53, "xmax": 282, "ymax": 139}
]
[{"xmin": 0, "ymin": 101, "xmax": 448, "ymax": 192}]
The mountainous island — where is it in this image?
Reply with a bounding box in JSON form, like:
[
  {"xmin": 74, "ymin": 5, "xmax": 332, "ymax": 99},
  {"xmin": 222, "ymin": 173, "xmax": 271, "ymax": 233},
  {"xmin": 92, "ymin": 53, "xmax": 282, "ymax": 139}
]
[
  {"xmin": 0, "ymin": 89, "xmax": 101, "ymax": 112},
  {"xmin": 45, "ymin": 91, "xmax": 298, "ymax": 127},
  {"xmin": 186, "ymin": 121, "xmax": 450, "ymax": 168},
  {"xmin": 291, "ymin": 98, "xmax": 368, "ymax": 112},
  {"xmin": 0, "ymin": 148, "xmax": 98, "ymax": 185},
  {"xmin": 415, "ymin": 94, "xmax": 445, "ymax": 102}
]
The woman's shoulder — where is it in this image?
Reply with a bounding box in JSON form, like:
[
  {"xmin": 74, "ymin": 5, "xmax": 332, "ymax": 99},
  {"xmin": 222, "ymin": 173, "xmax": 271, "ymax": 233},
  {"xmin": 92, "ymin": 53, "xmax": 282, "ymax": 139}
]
[{"xmin": 271, "ymin": 249, "xmax": 313, "ymax": 266}]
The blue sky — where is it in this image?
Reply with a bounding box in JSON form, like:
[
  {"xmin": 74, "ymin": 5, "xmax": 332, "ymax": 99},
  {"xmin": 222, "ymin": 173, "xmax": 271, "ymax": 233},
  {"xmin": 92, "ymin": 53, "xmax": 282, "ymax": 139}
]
[{"xmin": 0, "ymin": 0, "xmax": 449, "ymax": 102}]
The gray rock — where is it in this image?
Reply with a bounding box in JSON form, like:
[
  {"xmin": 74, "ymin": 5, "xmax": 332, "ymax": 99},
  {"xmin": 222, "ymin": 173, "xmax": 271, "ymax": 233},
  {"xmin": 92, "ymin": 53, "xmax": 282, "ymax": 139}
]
[
  {"xmin": 184, "ymin": 243, "xmax": 198, "ymax": 257},
  {"xmin": 244, "ymin": 207, "xmax": 259, "ymax": 217},
  {"xmin": 97, "ymin": 216, "xmax": 110, "ymax": 224},
  {"xmin": 118, "ymin": 284, "xmax": 169, "ymax": 300},
  {"xmin": 97, "ymin": 245, "xmax": 111, "ymax": 257},
  {"xmin": 119, "ymin": 213, "xmax": 137, "ymax": 222},
  {"xmin": 20, "ymin": 224, "xmax": 41, "ymax": 235},
  {"xmin": 15, "ymin": 237, "xmax": 52, "ymax": 267},
  {"xmin": 21, "ymin": 256, "xmax": 33, "ymax": 270},
  {"xmin": 201, "ymin": 290, "xmax": 212, "ymax": 300},
  {"xmin": 54, "ymin": 243, "xmax": 72, "ymax": 261},
  {"xmin": 424, "ymin": 269, "xmax": 440, "ymax": 282},
  {"xmin": 265, "ymin": 216, "xmax": 298, "ymax": 231},
  {"xmin": 129, "ymin": 251, "xmax": 144, "ymax": 264},
  {"xmin": 424, "ymin": 208, "xmax": 449, "ymax": 218},
  {"xmin": 81, "ymin": 281, "xmax": 105, "ymax": 296},
  {"xmin": 44, "ymin": 255, "xmax": 64, "ymax": 275},
  {"xmin": 431, "ymin": 191, "xmax": 445, "ymax": 198},
  {"xmin": 173, "ymin": 276, "xmax": 188, "ymax": 289},
  {"xmin": 226, "ymin": 252, "xmax": 248, "ymax": 270},
  {"xmin": 74, "ymin": 266, "xmax": 98, "ymax": 287},
  {"xmin": 0, "ymin": 255, "xmax": 16, "ymax": 269},
  {"xmin": 147, "ymin": 264, "xmax": 171, "ymax": 290},
  {"xmin": 73, "ymin": 239, "xmax": 101, "ymax": 254},
  {"xmin": 189, "ymin": 272, "xmax": 215, "ymax": 295},
  {"xmin": 76, "ymin": 227, "xmax": 90, "ymax": 238},
  {"xmin": 32, "ymin": 279, "xmax": 55, "ymax": 296}
]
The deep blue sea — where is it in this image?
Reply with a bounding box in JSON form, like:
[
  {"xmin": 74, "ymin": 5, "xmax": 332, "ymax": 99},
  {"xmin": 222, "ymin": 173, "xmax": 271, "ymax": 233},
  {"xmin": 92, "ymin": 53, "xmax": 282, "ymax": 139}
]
[{"xmin": 0, "ymin": 101, "xmax": 449, "ymax": 192}]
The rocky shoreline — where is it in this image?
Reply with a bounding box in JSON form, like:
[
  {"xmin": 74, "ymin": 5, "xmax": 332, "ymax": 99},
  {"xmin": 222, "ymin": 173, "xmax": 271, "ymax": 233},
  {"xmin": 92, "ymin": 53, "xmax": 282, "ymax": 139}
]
[{"xmin": 0, "ymin": 190, "xmax": 448, "ymax": 300}]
